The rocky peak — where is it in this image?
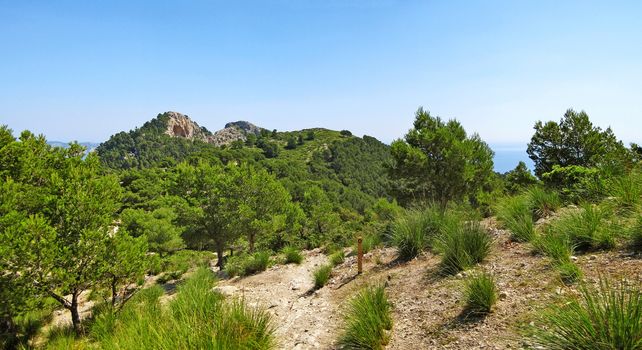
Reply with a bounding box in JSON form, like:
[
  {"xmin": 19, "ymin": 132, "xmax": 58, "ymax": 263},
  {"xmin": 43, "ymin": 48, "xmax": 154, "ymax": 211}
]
[
  {"xmin": 160, "ymin": 112, "xmax": 265, "ymax": 147},
  {"xmin": 224, "ymin": 121, "xmax": 263, "ymax": 136},
  {"xmin": 163, "ymin": 111, "xmax": 212, "ymax": 141}
]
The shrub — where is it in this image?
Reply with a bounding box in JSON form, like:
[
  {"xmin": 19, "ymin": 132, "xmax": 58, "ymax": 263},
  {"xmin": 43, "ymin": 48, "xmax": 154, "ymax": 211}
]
[
  {"xmin": 526, "ymin": 187, "xmax": 561, "ymax": 220},
  {"xmin": 93, "ymin": 268, "xmax": 275, "ymax": 349},
  {"xmin": 156, "ymin": 270, "xmax": 183, "ymax": 284},
  {"xmin": 338, "ymin": 284, "xmax": 392, "ymax": 349},
  {"xmin": 329, "ymin": 250, "xmax": 346, "ymax": 267},
  {"xmin": 282, "ymin": 246, "xmax": 304, "ymax": 265},
  {"xmin": 464, "ymin": 273, "xmax": 498, "ymax": 315},
  {"xmin": 541, "ymin": 165, "xmax": 605, "ymax": 203},
  {"xmin": 549, "ymin": 203, "xmax": 616, "ymax": 252},
  {"xmin": 527, "ymin": 279, "xmax": 642, "ymax": 349},
  {"xmin": 313, "ymin": 264, "xmax": 332, "ymax": 289},
  {"xmin": 495, "ymin": 195, "xmax": 535, "ymax": 242},
  {"xmin": 225, "ymin": 251, "xmax": 272, "ymax": 277},
  {"xmin": 437, "ymin": 222, "xmax": 492, "ymax": 275}
]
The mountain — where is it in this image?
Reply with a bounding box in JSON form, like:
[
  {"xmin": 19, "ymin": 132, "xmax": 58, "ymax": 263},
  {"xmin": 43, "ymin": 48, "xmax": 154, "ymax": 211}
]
[{"xmin": 96, "ymin": 111, "xmax": 392, "ymax": 210}]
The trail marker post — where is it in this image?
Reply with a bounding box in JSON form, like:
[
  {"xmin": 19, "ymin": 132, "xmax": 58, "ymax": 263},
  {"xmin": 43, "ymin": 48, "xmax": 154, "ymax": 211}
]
[{"xmin": 357, "ymin": 236, "xmax": 363, "ymax": 274}]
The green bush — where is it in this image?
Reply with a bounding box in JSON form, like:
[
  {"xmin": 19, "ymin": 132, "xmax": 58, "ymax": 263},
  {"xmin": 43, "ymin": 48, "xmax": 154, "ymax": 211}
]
[
  {"xmin": 437, "ymin": 222, "xmax": 492, "ymax": 275},
  {"xmin": 225, "ymin": 251, "xmax": 272, "ymax": 277},
  {"xmin": 157, "ymin": 270, "xmax": 183, "ymax": 284},
  {"xmin": 527, "ymin": 187, "xmax": 561, "ymax": 220},
  {"xmin": 329, "ymin": 250, "xmax": 346, "ymax": 267},
  {"xmin": 527, "ymin": 279, "xmax": 642, "ymax": 349},
  {"xmin": 338, "ymin": 284, "xmax": 392, "ymax": 349},
  {"xmin": 282, "ymin": 246, "xmax": 304, "ymax": 265},
  {"xmin": 92, "ymin": 268, "xmax": 275, "ymax": 349},
  {"xmin": 549, "ymin": 203, "xmax": 616, "ymax": 252},
  {"xmin": 313, "ymin": 264, "xmax": 333, "ymax": 289},
  {"xmin": 541, "ymin": 165, "xmax": 605, "ymax": 203},
  {"xmin": 495, "ymin": 195, "xmax": 535, "ymax": 242},
  {"xmin": 464, "ymin": 272, "xmax": 498, "ymax": 315}
]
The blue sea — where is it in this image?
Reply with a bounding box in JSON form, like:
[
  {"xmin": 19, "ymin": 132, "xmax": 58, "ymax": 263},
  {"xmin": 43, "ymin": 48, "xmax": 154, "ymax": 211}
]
[{"xmin": 491, "ymin": 144, "xmax": 534, "ymax": 174}]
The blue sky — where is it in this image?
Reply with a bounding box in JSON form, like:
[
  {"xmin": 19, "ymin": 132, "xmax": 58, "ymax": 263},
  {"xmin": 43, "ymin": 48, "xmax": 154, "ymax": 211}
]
[{"xmin": 1, "ymin": 0, "xmax": 641, "ymax": 148}]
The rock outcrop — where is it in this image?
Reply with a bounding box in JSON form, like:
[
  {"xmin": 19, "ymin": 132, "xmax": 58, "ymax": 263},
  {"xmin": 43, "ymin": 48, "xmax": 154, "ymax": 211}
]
[
  {"xmin": 163, "ymin": 111, "xmax": 213, "ymax": 142},
  {"xmin": 161, "ymin": 112, "xmax": 265, "ymax": 147}
]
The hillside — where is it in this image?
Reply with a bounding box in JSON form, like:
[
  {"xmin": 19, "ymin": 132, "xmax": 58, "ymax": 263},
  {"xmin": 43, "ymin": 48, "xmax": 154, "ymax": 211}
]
[{"xmin": 96, "ymin": 111, "xmax": 392, "ymax": 211}]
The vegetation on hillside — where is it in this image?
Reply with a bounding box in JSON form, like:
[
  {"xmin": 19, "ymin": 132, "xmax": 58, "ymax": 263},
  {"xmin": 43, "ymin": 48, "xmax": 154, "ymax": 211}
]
[{"xmin": 3, "ymin": 106, "xmax": 642, "ymax": 348}]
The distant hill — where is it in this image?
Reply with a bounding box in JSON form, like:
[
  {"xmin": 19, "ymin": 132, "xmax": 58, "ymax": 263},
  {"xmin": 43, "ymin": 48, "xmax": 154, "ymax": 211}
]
[{"xmin": 96, "ymin": 111, "xmax": 392, "ymax": 207}]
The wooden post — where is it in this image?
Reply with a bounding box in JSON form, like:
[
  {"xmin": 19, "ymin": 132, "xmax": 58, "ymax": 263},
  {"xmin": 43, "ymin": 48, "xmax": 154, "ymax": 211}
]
[{"xmin": 357, "ymin": 236, "xmax": 363, "ymax": 274}]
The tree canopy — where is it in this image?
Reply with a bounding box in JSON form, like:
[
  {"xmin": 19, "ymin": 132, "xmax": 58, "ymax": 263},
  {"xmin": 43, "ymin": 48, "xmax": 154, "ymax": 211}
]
[{"xmin": 389, "ymin": 108, "xmax": 494, "ymax": 209}]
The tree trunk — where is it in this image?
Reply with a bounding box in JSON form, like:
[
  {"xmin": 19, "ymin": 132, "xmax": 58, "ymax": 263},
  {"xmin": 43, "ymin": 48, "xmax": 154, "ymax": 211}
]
[
  {"xmin": 248, "ymin": 233, "xmax": 255, "ymax": 253},
  {"xmin": 216, "ymin": 244, "xmax": 225, "ymax": 270},
  {"xmin": 70, "ymin": 292, "xmax": 82, "ymax": 335},
  {"xmin": 111, "ymin": 276, "xmax": 118, "ymax": 308}
]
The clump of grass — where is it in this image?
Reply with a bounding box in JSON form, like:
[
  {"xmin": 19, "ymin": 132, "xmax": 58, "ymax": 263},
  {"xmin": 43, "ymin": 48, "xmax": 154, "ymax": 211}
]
[
  {"xmin": 464, "ymin": 272, "xmax": 498, "ymax": 315},
  {"xmin": 92, "ymin": 268, "xmax": 275, "ymax": 349},
  {"xmin": 313, "ymin": 264, "xmax": 333, "ymax": 289},
  {"xmin": 628, "ymin": 216, "xmax": 642, "ymax": 252},
  {"xmin": 436, "ymin": 222, "xmax": 492, "ymax": 275},
  {"xmin": 527, "ymin": 278, "xmax": 642, "ymax": 349},
  {"xmin": 282, "ymin": 246, "xmax": 304, "ymax": 265},
  {"xmin": 156, "ymin": 270, "xmax": 183, "ymax": 284},
  {"xmin": 338, "ymin": 284, "xmax": 392, "ymax": 349},
  {"xmin": 608, "ymin": 172, "xmax": 642, "ymax": 213},
  {"xmin": 495, "ymin": 195, "xmax": 535, "ymax": 242},
  {"xmin": 225, "ymin": 251, "xmax": 272, "ymax": 277},
  {"xmin": 533, "ymin": 230, "xmax": 574, "ymax": 264},
  {"xmin": 390, "ymin": 207, "xmax": 459, "ymax": 261},
  {"xmin": 557, "ymin": 261, "xmax": 582, "ymax": 284},
  {"xmin": 329, "ymin": 250, "xmax": 345, "ymax": 267},
  {"xmin": 549, "ymin": 203, "xmax": 616, "ymax": 252},
  {"xmin": 533, "ymin": 229, "xmax": 582, "ymax": 284},
  {"xmin": 527, "ymin": 187, "xmax": 561, "ymax": 220}
]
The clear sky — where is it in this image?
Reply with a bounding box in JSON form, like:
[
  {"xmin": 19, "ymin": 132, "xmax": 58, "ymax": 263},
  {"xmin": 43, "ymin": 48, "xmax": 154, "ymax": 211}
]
[{"xmin": 1, "ymin": 0, "xmax": 641, "ymax": 146}]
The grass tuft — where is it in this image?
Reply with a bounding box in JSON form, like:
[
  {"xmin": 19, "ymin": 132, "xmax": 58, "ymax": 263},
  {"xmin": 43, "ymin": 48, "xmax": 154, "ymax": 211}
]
[
  {"xmin": 464, "ymin": 272, "xmax": 498, "ymax": 315},
  {"xmin": 338, "ymin": 284, "xmax": 392, "ymax": 350},
  {"xmin": 329, "ymin": 250, "xmax": 346, "ymax": 267},
  {"xmin": 527, "ymin": 278, "xmax": 642, "ymax": 349},
  {"xmin": 282, "ymin": 246, "xmax": 304, "ymax": 265},
  {"xmin": 495, "ymin": 195, "xmax": 535, "ymax": 242},
  {"xmin": 527, "ymin": 187, "xmax": 561, "ymax": 220},
  {"xmin": 91, "ymin": 268, "xmax": 275, "ymax": 349},
  {"xmin": 548, "ymin": 203, "xmax": 616, "ymax": 252},
  {"xmin": 225, "ymin": 251, "xmax": 272, "ymax": 277},
  {"xmin": 437, "ymin": 222, "xmax": 492, "ymax": 275},
  {"xmin": 313, "ymin": 264, "xmax": 333, "ymax": 289},
  {"xmin": 390, "ymin": 207, "xmax": 459, "ymax": 261}
]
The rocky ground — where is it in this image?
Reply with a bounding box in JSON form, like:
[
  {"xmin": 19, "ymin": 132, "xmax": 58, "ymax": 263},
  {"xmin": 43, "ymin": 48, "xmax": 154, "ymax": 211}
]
[{"xmin": 218, "ymin": 218, "xmax": 642, "ymax": 350}]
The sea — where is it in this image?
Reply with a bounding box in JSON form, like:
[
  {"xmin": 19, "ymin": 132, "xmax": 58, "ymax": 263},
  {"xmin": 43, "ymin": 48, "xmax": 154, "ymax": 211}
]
[{"xmin": 491, "ymin": 144, "xmax": 534, "ymax": 174}]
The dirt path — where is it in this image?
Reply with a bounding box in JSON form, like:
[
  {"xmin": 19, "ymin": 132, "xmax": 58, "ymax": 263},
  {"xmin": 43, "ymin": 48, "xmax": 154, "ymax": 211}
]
[{"xmin": 217, "ymin": 250, "xmax": 343, "ymax": 350}]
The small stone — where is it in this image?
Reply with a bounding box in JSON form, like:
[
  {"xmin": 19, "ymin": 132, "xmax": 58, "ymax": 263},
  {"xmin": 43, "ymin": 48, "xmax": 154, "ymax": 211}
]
[
  {"xmin": 571, "ymin": 256, "xmax": 578, "ymax": 261},
  {"xmin": 589, "ymin": 255, "xmax": 597, "ymax": 260},
  {"xmin": 499, "ymin": 291, "xmax": 508, "ymax": 300}
]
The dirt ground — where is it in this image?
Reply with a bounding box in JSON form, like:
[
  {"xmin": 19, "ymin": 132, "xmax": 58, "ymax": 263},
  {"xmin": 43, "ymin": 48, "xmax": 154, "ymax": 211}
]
[{"xmin": 218, "ymin": 219, "xmax": 642, "ymax": 350}]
